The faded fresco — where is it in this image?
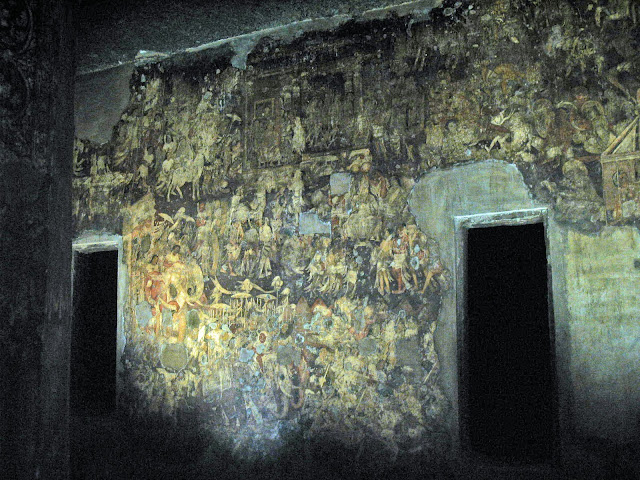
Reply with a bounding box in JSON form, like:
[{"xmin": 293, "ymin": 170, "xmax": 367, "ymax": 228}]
[
  {"xmin": 73, "ymin": 0, "xmax": 640, "ymax": 459},
  {"xmin": 118, "ymin": 183, "xmax": 447, "ymax": 455}
]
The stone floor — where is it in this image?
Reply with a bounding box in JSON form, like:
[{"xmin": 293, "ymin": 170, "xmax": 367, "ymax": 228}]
[{"xmin": 70, "ymin": 412, "xmax": 639, "ymax": 480}]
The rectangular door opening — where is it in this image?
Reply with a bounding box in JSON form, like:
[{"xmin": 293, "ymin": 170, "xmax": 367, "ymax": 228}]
[
  {"xmin": 71, "ymin": 249, "xmax": 118, "ymax": 416},
  {"xmin": 461, "ymin": 222, "xmax": 555, "ymax": 463}
]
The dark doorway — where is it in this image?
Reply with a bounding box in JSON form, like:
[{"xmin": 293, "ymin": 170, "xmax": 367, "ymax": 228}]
[
  {"xmin": 463, "ymin": 222, "xmax": 554, "ymax": 462},
  {"xmin": 71, "ymin": 250, "xmax": 118, "ymax": 415}
]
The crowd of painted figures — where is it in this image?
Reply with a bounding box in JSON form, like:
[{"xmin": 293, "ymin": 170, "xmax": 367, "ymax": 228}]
[
  {"xmin": 73, "ymin": 0, "xmax": 640, "ymax": 456},
  {"xmin": 119, "ymin": 163, "xmax": 448, "ymax": 454}
]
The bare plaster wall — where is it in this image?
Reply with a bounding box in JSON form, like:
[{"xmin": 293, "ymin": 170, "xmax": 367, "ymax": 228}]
[
  {"xmin": 75, "ymin": 65, "xmax": 134, "ymax": 144},
  {"xmin": 564, "ymin": 227, "xmax": 640, "ymax": 440}
]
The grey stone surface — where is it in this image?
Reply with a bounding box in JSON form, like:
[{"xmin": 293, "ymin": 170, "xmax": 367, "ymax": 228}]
[
  {"xmin": 330, "ymin": 172, "xmax": 353, "ymax": 197},
  {"xmin": 75, "ymin": 64, "xmax": 133, "ymax": 144},
  {"xmin": 76, "ymin": 0, "xmax": 441, "ymax": 74},
  {"xmin": 2, "ymin": 3, "xmax": 76, "ymax": 477},
  {"xmin": 299, "ymin": 212, "xmax": 331, "ymax": 236}
]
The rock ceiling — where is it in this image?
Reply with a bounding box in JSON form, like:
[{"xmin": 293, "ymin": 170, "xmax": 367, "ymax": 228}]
[{"xmin": 75, "ymin": 0, "xmax": 442, "ymax": 74}]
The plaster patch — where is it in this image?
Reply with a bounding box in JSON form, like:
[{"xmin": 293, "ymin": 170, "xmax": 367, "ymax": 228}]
[
  {"xmin": 75, "ymin": 64, "xmax": 133, "ymax": 144},
  {"xmin": 330, "ymin": 172, "xmax": 353, "ymax": 196},
  {"xmin": 299, "ymin": 211, "xmax": 332, "ymax": 235},
  {"xmin": 566, "ymin": 227, "xmax": 640, "ymax": 324},
  {"xmin": 160, "ymin": 343, "xmax": 189, "ymax": 371}
]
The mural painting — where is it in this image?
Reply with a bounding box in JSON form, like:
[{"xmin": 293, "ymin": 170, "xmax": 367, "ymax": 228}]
[
  {"xmin": 73, "ymin": 0, "xmax": 640, "ymax": 462},
  {"xmin": 118, "ymin": 165, "xmax": 449, "ymax": 456}
]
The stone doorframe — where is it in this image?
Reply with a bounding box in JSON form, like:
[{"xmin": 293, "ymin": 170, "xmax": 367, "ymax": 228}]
[
  {"xmin": 453, "ymin": 207, "xmax": 559, "ymax": 461},
  {"xmin": 407, "ymin": 160, "xmax": 570, "ymax": 459},
  {"xmin": 72, "ymin": 233, "xmax": 127, "ymax": 404}
]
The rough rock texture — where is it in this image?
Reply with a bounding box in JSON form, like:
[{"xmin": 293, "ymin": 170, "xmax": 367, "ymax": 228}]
[
  {"xmin": 0, "ymin": 0, "xmax": 74, "ymax": 478},
  {"xmin": 76, "ymin": 0, "xmax": 442, "ymax": 73}
]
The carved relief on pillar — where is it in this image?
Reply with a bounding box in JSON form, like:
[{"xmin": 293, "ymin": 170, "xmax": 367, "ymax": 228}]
[
  {"xmin": 0, "ymin": 0, "xmax": 34, "ymax": 153},
  {"xmin": 0, "ymin": 0, "xmax": 33, "ymax": 53},
  {"xmin": 0, "ymin": 60, "xmax": 30, "ymax": 121}
]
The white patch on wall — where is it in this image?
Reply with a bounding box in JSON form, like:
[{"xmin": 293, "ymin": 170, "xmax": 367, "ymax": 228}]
[
  {"xmin": 75, "ymin": 64, "xmax": 134, "ymax": 144},
  {"xmin": 330, "ymin": 172, "xmax": 352, "ymax": 196},
  {"xmin": 299, "ymin": 212, "xmax": 331, "ymax": 235}
]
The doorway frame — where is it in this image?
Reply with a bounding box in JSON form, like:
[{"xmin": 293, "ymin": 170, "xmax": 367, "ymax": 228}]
[
  {"xmin": 454, "ymin": 207, "xmax": 558, "ymax": 463},
  {"xmin": 71, "ymin": 232, "xmax": 125, "ymax": 408}
]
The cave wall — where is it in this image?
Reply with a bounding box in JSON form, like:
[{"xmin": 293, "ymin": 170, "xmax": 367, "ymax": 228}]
[{"xmin": 73, "ymin": 0, "xmax": 640, "ymax": 464}]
